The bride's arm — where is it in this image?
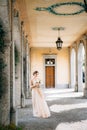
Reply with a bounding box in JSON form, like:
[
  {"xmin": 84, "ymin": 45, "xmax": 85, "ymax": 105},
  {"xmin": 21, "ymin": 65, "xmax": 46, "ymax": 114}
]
[
  {"xmin": 30, "ymin": 80, "xmax": 36, "ymax": 90},
  {"xmin": 30, "ymin": 80, "xmax": 39, "ymax": 90}
]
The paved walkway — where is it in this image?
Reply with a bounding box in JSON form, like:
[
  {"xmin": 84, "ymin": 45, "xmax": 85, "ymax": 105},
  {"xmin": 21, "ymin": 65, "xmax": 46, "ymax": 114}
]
[{"xmin": 18, "ymin": 88, "xmax": 87, "ymax": 130}]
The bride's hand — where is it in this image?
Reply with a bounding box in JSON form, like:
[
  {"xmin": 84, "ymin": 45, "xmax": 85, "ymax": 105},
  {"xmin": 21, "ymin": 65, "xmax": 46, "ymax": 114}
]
[{"xmin": 35, "ymin": 82, "xmax": 40, "ymax": 87}]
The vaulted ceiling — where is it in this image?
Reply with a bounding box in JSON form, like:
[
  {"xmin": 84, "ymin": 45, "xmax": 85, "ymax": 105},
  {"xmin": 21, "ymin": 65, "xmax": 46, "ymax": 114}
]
[{"xmin": 15, "ymin": 0, "xmax": 87, "ymax": 48}]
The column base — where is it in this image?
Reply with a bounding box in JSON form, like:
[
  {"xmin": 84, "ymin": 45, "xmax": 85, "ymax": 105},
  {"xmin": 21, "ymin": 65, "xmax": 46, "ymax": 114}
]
[
  {"xmin": 83, "ymin": 88, "xmax": 87, "ymax": 98},
  {"xmin": 25, "ymin": 90, "xmax": 29, "ymax": 98},
  {"xmin": 75, "ymin": 84, "xmax": 78, "ymax": 92},
  {"xmin": 10, "ymin": 107, "xmax": 18, "ymax": 126},
  {"xmin": 21, "ymin": 97, "xmax": 25, "ymax": 108}
]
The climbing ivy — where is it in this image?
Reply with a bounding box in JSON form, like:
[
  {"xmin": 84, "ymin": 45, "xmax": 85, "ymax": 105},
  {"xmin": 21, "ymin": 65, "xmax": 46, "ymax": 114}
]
[
  {"xmin": 0, "ymin": 123, "xmax": 22, "ymax": 130},
  {"xmin": 0, "ymin": 24, "xmax": 5, "ymax": 53},
  {"xmin": 0, "ymin": 23, "xmax": 6, "ymax": 98}
]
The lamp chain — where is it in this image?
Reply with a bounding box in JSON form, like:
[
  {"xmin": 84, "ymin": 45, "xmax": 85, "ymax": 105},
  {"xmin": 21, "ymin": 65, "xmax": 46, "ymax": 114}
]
[{"xmin": 58, "ymin": 28, "xmax": 60, "ymax": 37}]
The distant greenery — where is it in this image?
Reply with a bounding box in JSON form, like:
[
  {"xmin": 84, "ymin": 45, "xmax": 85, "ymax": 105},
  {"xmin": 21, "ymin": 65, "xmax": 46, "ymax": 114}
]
[{"xmin": 0, "ymin": 123, "xmax": 22, "ymax": 130}]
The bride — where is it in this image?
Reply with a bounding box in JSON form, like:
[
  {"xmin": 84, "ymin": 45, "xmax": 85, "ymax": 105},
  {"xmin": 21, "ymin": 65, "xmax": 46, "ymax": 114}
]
[{"xmin": 30, "ymin": 71, "xmax": 51, "ymax": 118}]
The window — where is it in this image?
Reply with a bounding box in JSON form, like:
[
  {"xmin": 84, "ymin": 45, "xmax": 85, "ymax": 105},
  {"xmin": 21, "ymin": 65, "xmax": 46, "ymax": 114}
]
[{"xmin": 45, "ymin": 58, "xmax": 55, "ymax": 65}]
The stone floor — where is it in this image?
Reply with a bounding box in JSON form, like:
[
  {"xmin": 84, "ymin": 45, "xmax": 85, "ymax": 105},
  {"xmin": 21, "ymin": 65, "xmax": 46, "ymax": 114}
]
[{"xmin": 18, "ymin": 88, "xmax": 87, "ymax": 130}]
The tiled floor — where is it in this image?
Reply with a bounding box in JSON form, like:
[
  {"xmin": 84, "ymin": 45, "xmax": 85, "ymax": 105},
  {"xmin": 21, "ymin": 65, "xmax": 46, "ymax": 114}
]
[{"xmin": 18, "ymin": 88, "xmax": 87, "ymax": 130}]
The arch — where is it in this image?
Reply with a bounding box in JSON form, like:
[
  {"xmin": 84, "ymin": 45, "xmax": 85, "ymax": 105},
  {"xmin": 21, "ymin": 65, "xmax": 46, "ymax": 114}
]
[
  {"xmin": 78, "ymin": 42, "xmax": 85, "ymax": 92},
  {"xmin": 70, "ymin": 48, "xmax": 76, "ymax": 89}
]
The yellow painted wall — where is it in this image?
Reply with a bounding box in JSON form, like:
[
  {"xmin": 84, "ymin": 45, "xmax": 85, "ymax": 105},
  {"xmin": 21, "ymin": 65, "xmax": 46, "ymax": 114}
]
[{"xmin": 30, "ymin": 47, "xmax": 70, "ymax": 88}]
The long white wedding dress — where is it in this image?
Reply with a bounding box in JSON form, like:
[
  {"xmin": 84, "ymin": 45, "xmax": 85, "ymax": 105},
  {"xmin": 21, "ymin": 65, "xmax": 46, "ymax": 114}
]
[{"xmin": 31, "ymin": 78, "xmax": 51, "ymax": 118}]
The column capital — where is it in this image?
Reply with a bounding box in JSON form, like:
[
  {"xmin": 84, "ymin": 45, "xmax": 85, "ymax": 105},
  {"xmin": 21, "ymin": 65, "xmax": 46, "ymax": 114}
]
[
  {"xmin": 21, "ymin": 21, "xmax": 24, "ymax": 26},
  {"xmin": 21, "ymin": 21, "xmax": 24, "ymax": 32},
  {"xmin": 25, "ymin": 35, "xmax": 28, "ymax": 38},
  {"xmin": 83, "ymin": 34, "xmax": 87, "ymax": 40},
  {"xmin": 14, "ymin": 9, "xmax": 19, "ymax": 17},
  {"xmin": 12, "ymin": 0, "xmax": 16, "ymax": 3},
  {"xmin": 25, "ymin": 35, "xmax": 28, "ymax": 42}
]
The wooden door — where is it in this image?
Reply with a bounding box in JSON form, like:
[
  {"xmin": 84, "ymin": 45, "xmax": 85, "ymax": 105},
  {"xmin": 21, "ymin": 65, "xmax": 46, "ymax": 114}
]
[{"xmin": 45, "ymin": 66, "xmax": 55, "ymax": 88}]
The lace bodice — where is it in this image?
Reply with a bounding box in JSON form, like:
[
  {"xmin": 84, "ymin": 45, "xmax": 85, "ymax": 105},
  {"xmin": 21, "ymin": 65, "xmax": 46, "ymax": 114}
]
[{"xmin": 32, "ymin": 78, "xmax": 41, "ymax": 86}]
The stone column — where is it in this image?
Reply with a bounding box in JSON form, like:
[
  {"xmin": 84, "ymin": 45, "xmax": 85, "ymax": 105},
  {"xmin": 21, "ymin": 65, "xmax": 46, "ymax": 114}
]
[
  {"xmin": 27, "ymin": 42, "xmax": 31, "ymax": 98},
  {"xmin": 0, "ymin": 43, "xmax": 11, "ymax": 125},
  {"xmin": 84, "ymin": 35, "xmax": 87, "ymax": 97},
  {"xmin": 10, "ymin": 40, "xmax": 17, "ymax": 125},
  {"xmin": 10, "ymin": 1, "xmax": 18, "ymax": 125},
  {"xmin": 68, "ymin": 47, "xmax": 71, "ymax": 88},
  {"xmin": 0, "ymin": 0, "xmax": 12, "ymax": 125},
  {"xmin": 13, "ymin": 9, "xmax": 22, "ymax": 108},
  {"xmin": 75, "ymin": 43, "xmax": 78, "ymax": 92},
  {"xmin": 20, "ymin": 21, "xmax": 25, "ymax": 107},
  {"xmin": 25, "ymin": 36, "xmax": 29, "ymax": 98}
]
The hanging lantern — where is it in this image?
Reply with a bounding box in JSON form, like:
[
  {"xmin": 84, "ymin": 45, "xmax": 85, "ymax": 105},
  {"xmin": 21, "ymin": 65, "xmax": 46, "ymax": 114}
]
[
  {"xmin": 56, "ymin": 37, "xmax": 63, "ymax": 50},
  {"xmin": 55, "ymin": 28, "xmax": 63, "ymax": 50}
]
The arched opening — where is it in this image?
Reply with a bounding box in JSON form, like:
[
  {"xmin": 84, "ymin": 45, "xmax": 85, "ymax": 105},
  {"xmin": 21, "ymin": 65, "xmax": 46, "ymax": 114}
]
[
  {"xmin": 78, "ymin": 43, "xmax": 85, "ymax": 92},
  {"xmin": 70, "ymin": 48, "xmax": 76, "ymax": 90}
]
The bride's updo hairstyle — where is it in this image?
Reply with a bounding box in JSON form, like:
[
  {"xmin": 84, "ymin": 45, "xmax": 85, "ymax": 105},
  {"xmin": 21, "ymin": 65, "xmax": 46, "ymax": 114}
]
[{"xmin": 33, "ymin": 71, "xmax": 39, "ymax": 76}]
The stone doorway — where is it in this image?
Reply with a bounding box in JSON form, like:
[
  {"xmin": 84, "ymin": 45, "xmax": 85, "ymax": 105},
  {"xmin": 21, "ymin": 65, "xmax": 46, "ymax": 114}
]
[
  {"xmin": 44, "ymin": 55, "xmax": 57, "ymax": 88},
  {"xmin": 45, "ymin": 66, "xmax": 55, "ymax": 88}
]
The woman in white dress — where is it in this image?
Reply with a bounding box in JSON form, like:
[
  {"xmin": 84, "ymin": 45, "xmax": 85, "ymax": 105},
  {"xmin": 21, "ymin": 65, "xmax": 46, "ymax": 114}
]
[{"xmin": 30, "ymin": 71, "xmax": 51, "ymax": 118}]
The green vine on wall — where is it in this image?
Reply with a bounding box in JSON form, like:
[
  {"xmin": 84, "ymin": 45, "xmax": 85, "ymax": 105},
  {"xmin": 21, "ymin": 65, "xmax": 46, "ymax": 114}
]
[
  {"xmin": 0, "ymin": 23, "xmax": 6, "ymax": 98},
  {"xmin": 0, "ymin": 123, "xmax": 22, "ymax": 130},
  {"xmin": 0, "ymin": 24, "xmax": 5, "ymax": 53}
]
